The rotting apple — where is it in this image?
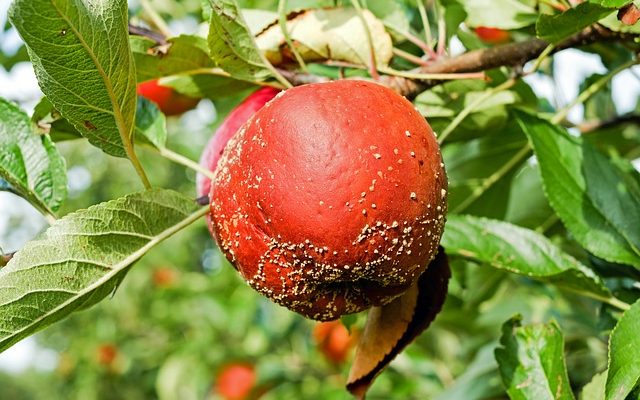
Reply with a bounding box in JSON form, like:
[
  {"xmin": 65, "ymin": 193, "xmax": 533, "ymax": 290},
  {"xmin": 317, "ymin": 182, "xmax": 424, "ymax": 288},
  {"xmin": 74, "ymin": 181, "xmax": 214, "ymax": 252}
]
[
  {"xmin": 313, "ymin": 320, "xmax": 357, "ymax": 365},
  {"xmin": 474, "ymin": 26, "xmax": 510, "ymax": 44},
  {"xmin": 215, "ymin": 363, "xmax": 256, "ymax": 400},
  {"xmin": 137, "ymin": 79, "xmax": 200, "ymax": 116},
  {"xmin": 209, "ymin": 80, "xmax": 448, "ymax": 321}
]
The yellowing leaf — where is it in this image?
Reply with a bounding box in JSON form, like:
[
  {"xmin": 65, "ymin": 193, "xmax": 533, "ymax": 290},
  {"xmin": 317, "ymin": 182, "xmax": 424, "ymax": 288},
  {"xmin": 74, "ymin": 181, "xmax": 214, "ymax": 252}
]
[{"xmin": 256, "ymin": 8, "xmax": 393, "ymax": 68}]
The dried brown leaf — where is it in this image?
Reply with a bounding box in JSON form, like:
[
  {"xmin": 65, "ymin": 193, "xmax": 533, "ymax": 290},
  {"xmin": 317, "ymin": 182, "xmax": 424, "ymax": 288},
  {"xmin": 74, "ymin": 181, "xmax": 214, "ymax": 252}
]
[{"xmin": 346, "ymin": 247, "xmax": 450, "ymax": 399}]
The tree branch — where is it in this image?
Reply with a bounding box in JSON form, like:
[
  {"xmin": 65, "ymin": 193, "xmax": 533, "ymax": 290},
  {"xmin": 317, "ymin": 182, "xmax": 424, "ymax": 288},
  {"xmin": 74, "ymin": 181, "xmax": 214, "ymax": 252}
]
[
  {"xmin": 579, "ymin": 113, "xmax": 640, "ymax": 133},
  {"xmin": 279, "ymin": 25, "xmax": 637, "ymax": 99}
]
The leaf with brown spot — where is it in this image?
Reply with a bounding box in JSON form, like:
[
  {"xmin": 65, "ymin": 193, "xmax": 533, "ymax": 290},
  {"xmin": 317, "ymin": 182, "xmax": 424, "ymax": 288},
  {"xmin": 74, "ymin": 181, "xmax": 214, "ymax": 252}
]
[
  {"xmin": 255, "ymin": 7, "xmax": 393, "ymax": 68},
  {"xmin": 346, "ymin": 247, "xmax": 450, "ymax": 399},
  {"xmin": 618, "ymin": 4, "xmax": 640, "ymax": 26}
]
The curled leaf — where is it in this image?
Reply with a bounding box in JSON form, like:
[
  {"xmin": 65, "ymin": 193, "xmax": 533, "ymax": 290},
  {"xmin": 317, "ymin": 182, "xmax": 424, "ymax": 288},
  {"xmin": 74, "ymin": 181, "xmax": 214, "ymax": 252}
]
[
  {"xmin": 347, "ymin": 247, "xmax": 450, "ymax": 398},
  {"xmin": 256, "ymin": 8, "xmax": 393, "ymax": 68}
]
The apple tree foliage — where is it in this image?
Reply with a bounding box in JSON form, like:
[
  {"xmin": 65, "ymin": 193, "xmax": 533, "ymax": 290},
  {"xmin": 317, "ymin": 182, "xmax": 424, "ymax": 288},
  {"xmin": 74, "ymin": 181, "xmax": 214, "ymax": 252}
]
[{"xmin": 1, "ymin": 0, "xmax": 640, "ymax": 398}]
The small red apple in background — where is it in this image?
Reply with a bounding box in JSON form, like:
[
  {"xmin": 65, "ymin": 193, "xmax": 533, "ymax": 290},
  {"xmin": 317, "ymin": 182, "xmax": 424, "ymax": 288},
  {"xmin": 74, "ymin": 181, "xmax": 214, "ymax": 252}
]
[
  {"xmin": 137, "ymin": 79, "xmax": 200, "ymax": 116},
  {"xmin": 313, "ymin": 320, "xmax": 357, "ymax": 365},
  {"xmin": 96, "ymin": 343, "xmax": 118, "ymax": 367},
  {"xmin": 152, "ymin": 267, "xmax": 178, "ymax": 288},
  {"xmin": 474, "ymin": 26, "xmax": 510, "ymax": 44},
  {"xmin": 209, "ymin": 80, "xmax": 447, "ymax": 321},
  {"xmin": 215, "ymin": 363, "xmax": 257, "ymax": 400},
  {"xmin": 196, "ymin": 87, "xmax": 281, "ymax": 199}
]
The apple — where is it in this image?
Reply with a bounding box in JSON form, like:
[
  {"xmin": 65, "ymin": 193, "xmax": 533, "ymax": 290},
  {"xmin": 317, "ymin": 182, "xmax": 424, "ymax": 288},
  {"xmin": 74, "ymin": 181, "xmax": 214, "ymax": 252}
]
[
  {"xmin": 197, "ymin": 87, "xmax": 281, "ymax": 199},
  {"xmin": 137, "ymin": 79, "xmax": 200, "ymax": 116},
  {"xmin": 475, "ymin": 26, "xmax": 510, "ymax": 44},
  {"xmin": 215, "ymin": 363, "xmax": 256, "ymax": 400},
  {"xmin": 209, "ymin": 80, "xmax": 448, "ymax": 321},
  {"xmin": 313, "ymin": 320, "xmax": 357, "ymax": 365}
]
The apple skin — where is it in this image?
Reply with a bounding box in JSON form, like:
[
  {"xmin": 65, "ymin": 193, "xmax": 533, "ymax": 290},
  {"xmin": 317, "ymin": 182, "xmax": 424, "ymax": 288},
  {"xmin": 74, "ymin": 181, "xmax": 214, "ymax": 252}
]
[
  {"xmin": 197, "ymin": 87, "xmax": 281, "ymax": 199},
  {"xmin": 215, "ymin": 363, "xmax": 256, "ymax": 400},
  {"xmin": 474, "ymin": 26, "xmax": 510, "ymax": 44},
  {"xmin": 209, "ymin": 80, "xmax": 448, "ymax": 321},
  {"xmin": 313, "ymin": 320, "xmax": 357, "ymax": 365},
  {"xmin": 137, "ymin": 79, "xmax": 200, "ymax": 116}
]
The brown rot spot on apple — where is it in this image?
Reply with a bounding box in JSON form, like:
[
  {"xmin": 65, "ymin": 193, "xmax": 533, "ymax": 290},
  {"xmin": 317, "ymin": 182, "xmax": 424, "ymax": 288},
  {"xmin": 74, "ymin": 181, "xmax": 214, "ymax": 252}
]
[{"xmin": 207, "ymin": 80, "xmax": 448, "ymax": 321}]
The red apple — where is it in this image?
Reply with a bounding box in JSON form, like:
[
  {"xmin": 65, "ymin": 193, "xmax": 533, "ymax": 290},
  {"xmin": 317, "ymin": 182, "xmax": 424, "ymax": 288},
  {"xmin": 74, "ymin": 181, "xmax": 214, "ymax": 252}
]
[
  {"xmin": 96, "ymin": 343, "xmax": 118, "ymax": 366},
  {"xmin": 475, "ymin": 26, "xmax": 510, "ymax": 44},
  {"xmin": 313, "ymin": 320, "xmax": 357, "ymax": 365},
  {"xmin": 152, "ymin": 267, "xmax": 178, "ymax": 288},
  {"xmin": 137, "ymin": 79, "xmax": 200, "ymax": 116},
  {"xmin": 215, "ymin": 363, "xmax": 256, "ymax": 400},
  {"xmin": 197, "ymin": 87, "xmax": 281, "ymax": 199},
  {"xmin": 209, "ymin": 80, "xmax": 448, "ymax": 321}
]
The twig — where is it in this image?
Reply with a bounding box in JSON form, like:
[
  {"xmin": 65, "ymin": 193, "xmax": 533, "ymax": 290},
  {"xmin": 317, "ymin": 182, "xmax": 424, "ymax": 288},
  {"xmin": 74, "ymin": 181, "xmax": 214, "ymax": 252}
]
[
  {"xmin": 128, "ymin": 24, "xmax": 168, "ymax": 45},
  {"xmin": 579, "ymin": 114, "xmax": 640, "ymax": 133},
  {"xmin": 551, "ymin": 57, "xmax": 639, "ymax": 125}
]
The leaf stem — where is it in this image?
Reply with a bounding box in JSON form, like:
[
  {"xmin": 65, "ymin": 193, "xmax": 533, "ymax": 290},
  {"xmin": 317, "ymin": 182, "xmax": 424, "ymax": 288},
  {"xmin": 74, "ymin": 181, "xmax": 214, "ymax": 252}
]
[
  {"xmin": 351, "ymin": 0, "xmax": 380, "ymax": 80},
  {"xmin": 438, "ymin": 78, "xmax": 517, "ymax": 144},
  {"xmin": 416, "ymin": 0, "xmax": 433, "ymax": 52},
  {"xmin": 453, "ymin": 144, "xmax": 531, "ymax": 214},
  {"xmin": 278, "ymin": 0, "xmax": 308, "ymax": 72},
  {"xmin": 155, "ymin": 146, "xmax": 217, "ymax": 181},
  {"xmin": 140, "ymin": 0, "xmax": 172, "ymax": 38},
  {"xmin": 378, "ymin": 66, "xmax": 485, "ymax": 81},
  {"xmin": 392, "ymin": 47, "xmax": 430, "ymax": 66},
  {"xmin": 551, "ymin": 57, "xmax": 639, "ymax": 125},
  {"xmin": 435, "ymin": 1, "xmax": 446, "ymax": 56},
  {"xmin": 127, "ymin": 146, "xmax": 152, "ymax": 190}
]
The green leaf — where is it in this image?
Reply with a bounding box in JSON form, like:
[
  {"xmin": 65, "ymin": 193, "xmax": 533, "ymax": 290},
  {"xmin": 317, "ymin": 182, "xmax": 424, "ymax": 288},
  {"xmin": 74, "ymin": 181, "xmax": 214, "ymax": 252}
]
[
  {"xmin": 0, "ymin": 189, "xmax": 205, "ymax": 352},
  {"xmin": 516, "ymin": 110, "xmax": 640, "ymax": 269},
  {"xmin": 463, "ymin": 0, "xmax": 538, "ymax": 29},
  {"xmin": 134, "ymin": 97, "xmax": 167, "ymax": 149},
  {"xmin": 208, "ymin": 0, "xmax": 271, "ymax": 81},
  {"xmin": 442, "ymin": 214, "xmax": 611, "ymax": 298},
  {"xmin": 580, "ymin": 371, "xmax": 607, "ymax": 400},
  {"xmin": 9, "ymin": 0, "xmax": 137, "ymax": 157},
  {"xmin": 0, "ymin": 97, "xmax": 67, "ymax": 214},
  {"xmin": 443, "ymin": 120, "xmax": 529, "ymax": 218},
  {"xmin": 158, "ymin": 72, "xmax": 254, "ymax": 100},
  {"xmin": 606, "ymin": 299, "xmax": 640, "ymax": 400},
  {"xmin": 495, "ymin": 315, "xmax": 575, "ymax": 400},
  {"xmin": 366, "ymin": 1, "xmax": 411, "ymax": 39},
  {"xmin": 592, "ymin": 0, "xmax": 631, "ymax": 7},
  {"xmin": 130, "ymin": 35, "xmax": 216, "ymax": 83},
  {"xmin": 536, "ymin": 3, "xmax": 615, "ymax": 43},
  {"xmin": 31, "ymin": 97, "xmax": 82, "ymax": 142}
]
